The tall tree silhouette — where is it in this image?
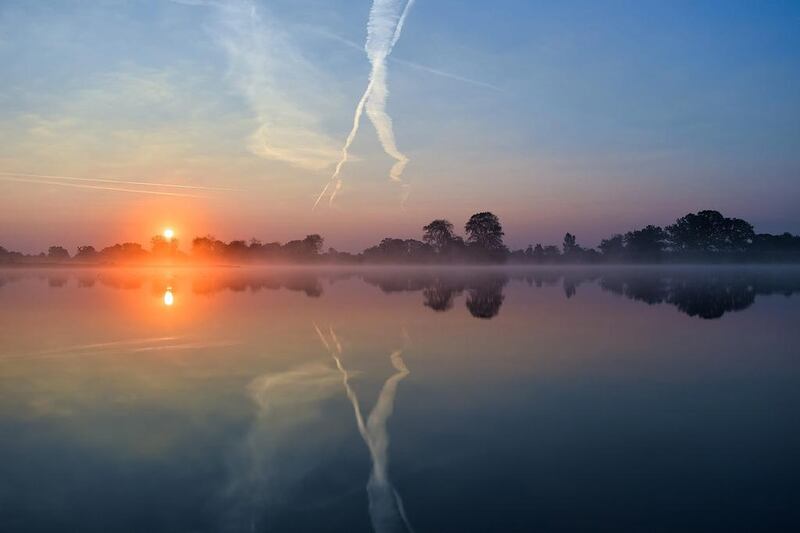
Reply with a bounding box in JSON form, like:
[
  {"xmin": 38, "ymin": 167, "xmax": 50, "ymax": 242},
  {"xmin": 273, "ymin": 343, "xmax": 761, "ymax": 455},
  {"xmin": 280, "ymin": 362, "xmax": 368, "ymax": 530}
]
[
  {"xmin": 422, "ymin": 219, "xmax": 457, "ymax": 252},
  {"xmin": 465, "ymin": 212, "xmax": 506, "ymax": 261},
  {"xmin": 562, "ymin": 233, "xmax": 579, "ymax": 255}
]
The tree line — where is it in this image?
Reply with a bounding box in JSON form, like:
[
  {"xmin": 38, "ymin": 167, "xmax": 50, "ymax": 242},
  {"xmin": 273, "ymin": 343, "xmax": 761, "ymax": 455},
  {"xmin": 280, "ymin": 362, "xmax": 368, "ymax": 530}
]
[{"xmin": 1, "ymin": 209, "xmax": 799, "ymax": 265}]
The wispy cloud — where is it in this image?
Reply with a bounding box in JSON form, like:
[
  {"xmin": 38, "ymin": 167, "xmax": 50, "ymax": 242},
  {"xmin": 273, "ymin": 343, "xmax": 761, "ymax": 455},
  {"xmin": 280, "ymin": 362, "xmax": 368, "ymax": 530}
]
[
  {"xmin": 0, "ymin": 66, "xmax": 257, "ymax": 187},
  {"xmin": 175, "ymin": 0, "xmax": 342, "ymax": 172},
  {"xmin": 0, "ymin": 175, "xmax": 205, "ymax": 198},
  {"xmin": 223, "ymin": 360, "xmax": 343, "ymax": 530},
  {"xmin": 0, "ymin": 171, "xmax": 239, "ymax": 191},
  {"xmin": 315, "ymin": 0, "xmax": 416, "ymax": 209}
]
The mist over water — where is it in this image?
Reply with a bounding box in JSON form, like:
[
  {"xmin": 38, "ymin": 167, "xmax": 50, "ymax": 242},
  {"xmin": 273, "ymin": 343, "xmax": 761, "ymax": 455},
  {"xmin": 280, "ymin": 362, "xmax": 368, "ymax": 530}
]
[{"xmin": 0, "ymin": 266, "xmax": 799, "ymax": 532}]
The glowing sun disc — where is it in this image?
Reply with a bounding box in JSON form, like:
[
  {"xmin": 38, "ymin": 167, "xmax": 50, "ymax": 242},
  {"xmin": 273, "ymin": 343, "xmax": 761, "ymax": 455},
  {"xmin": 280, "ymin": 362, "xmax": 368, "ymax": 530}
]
[{"xmin": 163, "ymin": 228, "xmax": 175, "ymax": 240}]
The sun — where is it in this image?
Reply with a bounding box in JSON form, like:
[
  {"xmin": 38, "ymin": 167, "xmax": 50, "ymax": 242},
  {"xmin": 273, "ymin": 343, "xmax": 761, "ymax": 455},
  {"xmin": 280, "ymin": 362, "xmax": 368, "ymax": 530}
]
[{"xmin": 163, "ymin": 228, "xmax": 175, "ymax": 240}]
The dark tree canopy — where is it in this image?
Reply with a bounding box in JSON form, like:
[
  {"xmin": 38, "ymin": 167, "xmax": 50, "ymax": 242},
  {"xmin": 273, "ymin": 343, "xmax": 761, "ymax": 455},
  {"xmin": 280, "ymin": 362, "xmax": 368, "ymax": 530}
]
[
  {"xmin": 75, "ymin": 246, "xmax": 97, "ymax": 260},
  {"xmin": 599, "ymin": 234, "xmax": 625, "ymax": 257},
  {"xmin": 422, "ymin": 219, "xmax": 457, "ymax": 252},
  {"xmin": 624, "ymin": 225, "xmax": 668, "ymax": 256},
  {"xmin": 47, "ymin": 246, "xmax": 70, "ymax": 260},
  {"xmin": 465, "ymin": 212, "xmax": 505, "ymax": 253},
  {"xmin": 667, "ymin": 210, "xmax": 755, "ymax": 252},
  {"xmin": 562, "ymin": 233, "xmax": 579, "ymax": 255}
]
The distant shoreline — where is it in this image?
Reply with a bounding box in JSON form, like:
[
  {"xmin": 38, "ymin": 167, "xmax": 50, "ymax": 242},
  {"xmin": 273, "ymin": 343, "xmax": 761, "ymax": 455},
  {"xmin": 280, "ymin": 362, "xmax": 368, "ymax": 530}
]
[
  {"xmin": 3, "ymin": 261, "xmax": 800, "ymax": 269},
  {"xmin": 3, "ymin": 209, "xmax": 799, "ymax": 267}
]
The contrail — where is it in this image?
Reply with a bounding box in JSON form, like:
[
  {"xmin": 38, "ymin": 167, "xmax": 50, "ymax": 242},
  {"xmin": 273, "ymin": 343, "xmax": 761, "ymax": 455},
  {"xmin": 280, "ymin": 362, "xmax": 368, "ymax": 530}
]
[
  {"xmin": 391, "ymin": 57, "xmax": 504, "ymax": 92},
  {"xmin": 313, "ymin": 77, "xmax": 375, "ymax": 209},
  {"xmin": 0, "ymin": 176, "xmax": 205, "ymax": 198},
  {"xmin": 315, "ymin": 325, "xmax": 414, "ymax": 533},
  {"xmin": 0, "ymin": 171, "xmax": 239, "ymax": 191},
  {"xmin": 304, "ymin": 27, "xmax": 503, "ymax": 92},
  {"xmin": 315, "ymin": 0, "xmax": 415, "ymax": 209}
]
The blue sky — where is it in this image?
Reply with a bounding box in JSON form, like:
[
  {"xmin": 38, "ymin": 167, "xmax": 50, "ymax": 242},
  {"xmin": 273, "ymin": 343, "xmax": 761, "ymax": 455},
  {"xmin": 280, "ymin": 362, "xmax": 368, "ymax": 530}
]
[{"xmin": 1, "ymin": 0, "xmax": 798, "ymax": 252}]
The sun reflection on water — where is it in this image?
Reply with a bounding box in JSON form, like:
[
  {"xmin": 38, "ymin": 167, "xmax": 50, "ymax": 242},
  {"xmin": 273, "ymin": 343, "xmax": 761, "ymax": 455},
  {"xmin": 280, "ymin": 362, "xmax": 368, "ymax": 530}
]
[{"xmin": 163, "ymin": 287, "xmax": 174, "ymax": 307}]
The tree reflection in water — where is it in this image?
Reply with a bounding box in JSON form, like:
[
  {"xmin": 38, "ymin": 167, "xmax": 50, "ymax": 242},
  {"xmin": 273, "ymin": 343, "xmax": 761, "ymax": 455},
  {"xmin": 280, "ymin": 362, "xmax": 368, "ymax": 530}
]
[{"xmin": 2, "ymin": 267, "xmax": 799, "ymax": 320}]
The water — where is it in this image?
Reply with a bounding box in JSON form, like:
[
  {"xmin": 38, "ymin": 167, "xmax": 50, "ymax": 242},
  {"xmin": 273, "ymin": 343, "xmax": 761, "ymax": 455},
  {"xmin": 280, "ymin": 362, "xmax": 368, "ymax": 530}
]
[{"xmin": 1, "ymin": 266, "xmax": 798, "ymax": 532}]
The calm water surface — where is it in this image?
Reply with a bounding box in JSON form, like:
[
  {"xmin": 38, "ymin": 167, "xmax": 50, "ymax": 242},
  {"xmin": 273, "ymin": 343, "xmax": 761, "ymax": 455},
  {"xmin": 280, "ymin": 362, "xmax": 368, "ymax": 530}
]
[{"xmin": 1, "ymin": 266, "xmax": 798, "ymax": 532}]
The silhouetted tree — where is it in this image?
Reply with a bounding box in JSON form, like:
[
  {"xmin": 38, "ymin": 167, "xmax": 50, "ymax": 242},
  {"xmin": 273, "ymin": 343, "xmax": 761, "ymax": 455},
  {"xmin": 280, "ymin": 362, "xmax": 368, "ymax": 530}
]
[
  {"xmin": 530, "ymin": 244, "xmax": 545, "ymax": 262},
  {"xmin": 465, "ymin": 212, "xmax": 507, "ymax": 261},
  {"xmin": 667, "ymin": 210, "xmax": 754, "ymax": 253},
  {"xmin": 192, "ymin": 235, "xmax": 227, "ymax": 259},
  {"xmin": 226, "ymin": 240, "xmax": 249, "ymax": 260},
  {"xmin": 751, "ymin": 232, "xmax": 800, "ymax": 257},
  {"xmin": 422, "ymin": 219, "xmax": 457, "ymax": 252},
  {"xmin": 47, "ymin": 246, "xmax": 70, "ymax": 261},
  {"xmin": 562, "ymin": 233, "xmax": 578, "ymax": 255},
  {"xmin": 259, "ymin": 242, "xmax": 282, "ymax": 260},
  {"xmin": 541, "ymin": 245, "xmax": 561, "ymax": 262},
  {"xmin": 624, "ymin": 225, "xmax": 668, "ymax": 259},
  {"xmin": 362, "ymin": 238, "xmax": 433, "ymax": 263},
  {"xmin": 405, "ymin": 239, "xmax": 435, "ymax": 261},
  {"xmin": 75, "ymin": 245, "xmax": 98, "ymax": 261},
  {"xmin": 303, "ymin": 234, "xmax": 324, "ymax": 255},
  {"xmin": 599, "ymin": 234, "xmax": 625, "ymax": 258},
  {"xmin": 151, "ymin": 235, "xmax": 179, "ymax": 258},
  {"xmin": 283, "ymin": 234, "xmax": 324, "ymax": 260},
  {"xmin": 100, "ymin": 242, "xmax": 148, "ymax": 263}
]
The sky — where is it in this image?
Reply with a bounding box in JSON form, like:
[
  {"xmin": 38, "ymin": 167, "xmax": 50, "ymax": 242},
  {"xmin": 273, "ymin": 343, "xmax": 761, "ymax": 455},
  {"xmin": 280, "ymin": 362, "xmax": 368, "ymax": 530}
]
[{"xmin": 1, "ymin": 0, "xmax": 799, "ymax": 253}]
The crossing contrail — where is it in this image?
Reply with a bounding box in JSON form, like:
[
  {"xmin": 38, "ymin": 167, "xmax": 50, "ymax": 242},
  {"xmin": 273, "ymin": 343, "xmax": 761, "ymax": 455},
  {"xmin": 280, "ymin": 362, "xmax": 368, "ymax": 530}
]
[
  {"xmin": 302, "ymin": 26, "xmax": 504, "ymax": 92},
  {"xmin": 314, "ymin": 324, "xmax": 414, "ymax": 532},
  {"xmin": 315, "ymin": 0, "xmax": 415, "ymax": 209}
]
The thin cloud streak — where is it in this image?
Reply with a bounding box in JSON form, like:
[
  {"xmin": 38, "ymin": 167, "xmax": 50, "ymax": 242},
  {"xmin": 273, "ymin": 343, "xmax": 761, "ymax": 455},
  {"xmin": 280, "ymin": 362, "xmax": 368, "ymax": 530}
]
[
  {"xmin": 305, "ymin": 27, "xmax": 503, "ymax": 92},
  {"xmin": 0, "ymin": 171, "xmax": 239, "ymax": 191},
  {"xmin": 391, "ymin": 57, "xmax": 504, "ymax": 92},
  {"xmin": 0, "ymin": 176, "xmax": 205, "ymax": 198}
]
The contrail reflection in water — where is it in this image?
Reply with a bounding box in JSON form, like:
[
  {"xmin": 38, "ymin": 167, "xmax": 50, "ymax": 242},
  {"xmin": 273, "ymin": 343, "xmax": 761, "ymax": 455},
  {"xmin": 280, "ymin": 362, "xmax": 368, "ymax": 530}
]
[{"xmin": 314, "ymin": 323, "xmax": 414, "ymax": 533}]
